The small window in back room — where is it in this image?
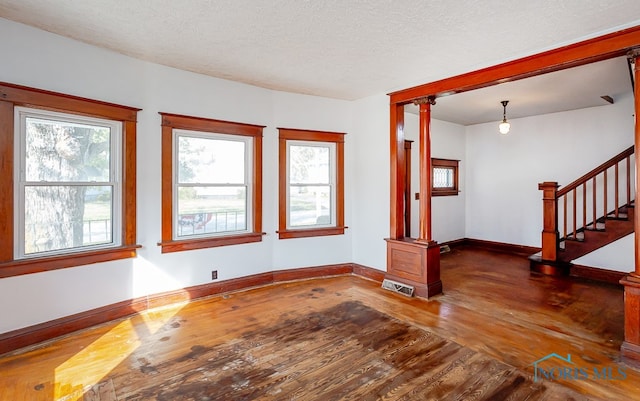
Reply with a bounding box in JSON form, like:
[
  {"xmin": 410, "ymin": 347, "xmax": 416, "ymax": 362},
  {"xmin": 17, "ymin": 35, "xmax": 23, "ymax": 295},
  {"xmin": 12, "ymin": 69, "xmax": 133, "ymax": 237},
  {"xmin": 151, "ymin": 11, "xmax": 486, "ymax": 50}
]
[{"xmin": 432, "ymin": 158, "xmax": 459, "ymax": 196}]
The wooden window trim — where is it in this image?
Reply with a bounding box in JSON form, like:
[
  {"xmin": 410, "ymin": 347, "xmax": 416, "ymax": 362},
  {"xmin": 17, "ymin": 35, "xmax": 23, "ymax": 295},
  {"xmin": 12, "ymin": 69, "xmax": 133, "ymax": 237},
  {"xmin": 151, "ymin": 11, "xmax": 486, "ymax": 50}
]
[
  {"xmin": 277, "ymin": 128, "xmax": 346, "ymax": 239},
  {"xmin": 158, "ymin": 113, "xmax": 265, "ymax": 253},
  {"xmin": 0, "ymin": 82, "xmax": 140, "ymax": 277},
  {"xmin": 432, "ymin": 158, "xmax": 459, "ymax": 196}
]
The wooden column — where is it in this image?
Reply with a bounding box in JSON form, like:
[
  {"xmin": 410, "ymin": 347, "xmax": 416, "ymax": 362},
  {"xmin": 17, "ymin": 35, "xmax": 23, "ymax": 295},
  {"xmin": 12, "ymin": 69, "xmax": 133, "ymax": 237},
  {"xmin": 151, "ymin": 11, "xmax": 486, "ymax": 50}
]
[
  {"xmin": 621, "ymin": 50, "xmax": 640, "ymax": 367},
  {"xmin": 417, "ymin": 98, "xmax": 434, "ymax": 243},
  {"xmin": 385, "ymin": 96, "xmax": 442, "ymax": 298}
]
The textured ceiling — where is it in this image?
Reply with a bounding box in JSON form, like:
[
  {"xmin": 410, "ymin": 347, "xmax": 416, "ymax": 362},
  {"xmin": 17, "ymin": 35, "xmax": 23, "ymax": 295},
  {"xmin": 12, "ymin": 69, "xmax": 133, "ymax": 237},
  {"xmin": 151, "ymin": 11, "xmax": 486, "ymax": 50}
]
[{"xmin": 1, "ymin": 1, "xmax": 640, "ymax": 123}]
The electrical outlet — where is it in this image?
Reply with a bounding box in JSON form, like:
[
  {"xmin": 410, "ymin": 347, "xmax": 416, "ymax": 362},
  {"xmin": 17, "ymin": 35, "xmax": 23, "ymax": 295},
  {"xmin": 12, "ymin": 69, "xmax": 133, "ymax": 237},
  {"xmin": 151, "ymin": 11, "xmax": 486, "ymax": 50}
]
[{"xmin": 211, "ymin": 270, "xmax": 218, "ymax": 280}]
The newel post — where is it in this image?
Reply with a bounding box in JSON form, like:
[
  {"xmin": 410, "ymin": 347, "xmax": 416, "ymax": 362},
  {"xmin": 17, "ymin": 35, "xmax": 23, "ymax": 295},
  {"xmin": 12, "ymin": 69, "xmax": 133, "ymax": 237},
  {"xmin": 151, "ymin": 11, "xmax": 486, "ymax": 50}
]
[{"xmin": 538, "ymin": 182, "xmax": 559, "ymax": 262}]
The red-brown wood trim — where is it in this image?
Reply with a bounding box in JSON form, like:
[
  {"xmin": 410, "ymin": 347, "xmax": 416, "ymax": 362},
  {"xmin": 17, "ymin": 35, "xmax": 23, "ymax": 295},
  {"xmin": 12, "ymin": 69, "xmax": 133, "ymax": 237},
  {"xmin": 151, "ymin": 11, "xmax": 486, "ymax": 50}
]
[
  {"xmin": 461, "ymin": 238, "xmax": 542, "ymax": 257},
  {"xmin": 160, "ymin": 125, "xmax": 174, "ymax": 243},
  {"xmin": 539, "ymin": 182, "xmax": 560, "ymax": 262},
  {"xmin": 570, "ymin": 264, "xmax": 626, "ymax": 286},
  {"xmin": 159, "ymin": 113, "xmax": 265, "ymax": 253},
  {"xmin": 159, "ymin": 112, "xmax": 266, "ymax": 136},
  {"xmin": 418, "ymin": 101, "xmax": 433, "ymax": 242},
  {"xmin": 404, "ymin": 140, "xmax": 413, "ymax": 237},
  {"xmin": 336, "ymin": 139, "xmax": 345, "ymax": 231},
  {"xmin": 352, "ymin": 263, "xmax": 386, "ymax": 283},
  {"xmin": 557, "ymin": 146, "xmax": 634, "ymax": 197},
  {"xmin": 0, "ymin": 245, "xmax": 141, "ymax": 279},
  {"xmin": 633, "ymin": 52, "xmax": 640, "ymax": 278},
  {"xmin": 277, "ymin": 128, "xmax": 346, "ymax": 239},
  {"xmin": 158, "ymin": 233, "xmax": 265, "ymax": 253},
  {"xmin": 0, "ymin": 82, "xmax": 140, "ymax": 121},
  {"xmin": 277, "ymin": 227, "xmax": 347, "ymax": 240},
  {"xmin": 390, "ymin": 103, "xmax": 405, "ymax": 239},
  {"xmin": 431, "ymin": 158, "xmax": 460, "ymax": 196},
  {"xmin": 389, "ymin": 26, "xmax": 640, "ymax": 104},
  {"xmin": 0, "ymin": 101, "xmax": 13, "ymax": 262},
  {"xmin": 272, "ymin": 264, "xmax": 353, "ymax": 282},
  {"xmin": 122, "ymin": 120, "xmax": 138, "ymax": 246},
  {"xmin": 277, "ymin": 128, "xmax": 347, "ymax": 142},
  {"xmin": 0, "ymin": 263, "xmax": 380, "ymax": 355},
  {"xmin": 254, "ymin": 135, "xmax": 264, "ymax": 234},
  {"xmin": 278, "ymin": 135, "xmax": 288, "ymax": 234},
  {"xmin": 0, "ymin": 83, "xmax": 140, "ymax": 276}
]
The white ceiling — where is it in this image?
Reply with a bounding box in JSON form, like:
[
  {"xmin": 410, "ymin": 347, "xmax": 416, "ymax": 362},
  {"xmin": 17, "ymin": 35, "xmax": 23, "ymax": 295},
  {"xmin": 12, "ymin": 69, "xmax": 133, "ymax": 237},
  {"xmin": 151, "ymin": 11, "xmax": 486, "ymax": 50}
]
[
  {"xmin": 417, "ymin": 56, "xmax": 634, "ymax": 125},
  {"xmin": 1, "ymin": 1, "xmax": 640, "ymax": 125}
]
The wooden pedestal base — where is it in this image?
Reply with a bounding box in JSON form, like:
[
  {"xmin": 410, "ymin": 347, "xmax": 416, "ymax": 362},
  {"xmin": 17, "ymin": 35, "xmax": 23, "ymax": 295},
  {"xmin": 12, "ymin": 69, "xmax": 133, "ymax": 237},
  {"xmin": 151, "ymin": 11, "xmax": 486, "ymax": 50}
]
[
  {"xmin": 385, "ymin": 238, "xmax": 442, "ymax": 298},
  {"xmin": 528, "ymin": 254, "xmax": 570, "ymax": 276},
  {"xmin": 620, "ymin": 274, "xmax": 640, "ymax": 368}
]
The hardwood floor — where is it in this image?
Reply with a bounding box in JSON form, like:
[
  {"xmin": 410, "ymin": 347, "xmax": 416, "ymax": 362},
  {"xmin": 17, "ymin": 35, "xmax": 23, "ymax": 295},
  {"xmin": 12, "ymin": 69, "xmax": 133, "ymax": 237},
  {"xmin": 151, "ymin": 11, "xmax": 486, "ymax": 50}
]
[{"xmin": 0, "ymin": 246, "xmax": 637, "ymax": 400}]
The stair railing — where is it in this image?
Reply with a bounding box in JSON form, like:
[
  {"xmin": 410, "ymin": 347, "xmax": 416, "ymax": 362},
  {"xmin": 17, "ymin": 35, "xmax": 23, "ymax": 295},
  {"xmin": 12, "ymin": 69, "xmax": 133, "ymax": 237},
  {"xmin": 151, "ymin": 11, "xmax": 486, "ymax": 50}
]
[{"xmin": 539, "ymin": 146, "xmax": 635, "ymax": 263}]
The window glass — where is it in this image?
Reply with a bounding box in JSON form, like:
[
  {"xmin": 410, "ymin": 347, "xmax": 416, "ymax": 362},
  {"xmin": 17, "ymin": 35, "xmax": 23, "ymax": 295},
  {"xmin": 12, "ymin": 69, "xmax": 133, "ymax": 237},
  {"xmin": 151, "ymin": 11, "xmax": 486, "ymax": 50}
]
[
  {"xmin": 433, "ymin": 167, "xmax": 454, "ymax": 188},
  {"xmin": 173, "ymin": 130, "xmax": 252, "ymax": 240},
  {"xmin": 288, "ymin": 142, "xmax": 334, "ymax": 228},
  {"xmin": 278, "ymin": 128, "xmax": 345, "ymax": 239},
  {"xmin": 17, "ymin": 108, "xmax": 120, "ymax": 258}
]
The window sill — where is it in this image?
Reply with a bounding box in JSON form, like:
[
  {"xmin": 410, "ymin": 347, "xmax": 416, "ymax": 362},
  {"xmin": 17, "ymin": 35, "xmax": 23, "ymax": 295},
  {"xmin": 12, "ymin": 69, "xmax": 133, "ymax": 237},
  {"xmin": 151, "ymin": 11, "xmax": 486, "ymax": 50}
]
[
  {"xmin": 432, "ymin": 190, "xmax": 459, "ymax": 197},
  {"xmin": 277, "ymin": 226, "xmax": 347, "ymax": 239},
  {"xmin": 0, "ymin": 245, "xmax": 142, "ymax": 278},
  {"xmin": 158, "ymin": 232, "xmax": 264, "ymax": 253}
]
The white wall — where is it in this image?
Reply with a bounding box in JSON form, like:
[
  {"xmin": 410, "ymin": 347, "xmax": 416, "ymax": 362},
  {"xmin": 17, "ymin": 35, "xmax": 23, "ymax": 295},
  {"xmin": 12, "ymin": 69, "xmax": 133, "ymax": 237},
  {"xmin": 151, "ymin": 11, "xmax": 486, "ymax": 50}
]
[
  {"xmin": 0, "ymin": 18, "xmax": 355, "ymax": 333},
  {"xmin": 465, "ymin": 94, "xmax": 634, "ymax": 253},
  {"xmin": 350, "ymin": 94, "xmax": 390, "ymax": 271},
  {"xmin": 404, "ymin": 113, "xmax": 466, "ymax": 243},
  {"xmin": 574, "ymin": 234, "xmax": 634, "ymax": 272}
]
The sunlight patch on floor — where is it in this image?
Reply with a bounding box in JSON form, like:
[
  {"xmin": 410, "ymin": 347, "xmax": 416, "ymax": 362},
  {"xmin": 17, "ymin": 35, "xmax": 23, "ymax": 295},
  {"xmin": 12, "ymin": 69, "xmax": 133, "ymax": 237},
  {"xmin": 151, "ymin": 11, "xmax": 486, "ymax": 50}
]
[{"xmin": 53, "ymin": 299, "xmax": 189, "ymax": 400}]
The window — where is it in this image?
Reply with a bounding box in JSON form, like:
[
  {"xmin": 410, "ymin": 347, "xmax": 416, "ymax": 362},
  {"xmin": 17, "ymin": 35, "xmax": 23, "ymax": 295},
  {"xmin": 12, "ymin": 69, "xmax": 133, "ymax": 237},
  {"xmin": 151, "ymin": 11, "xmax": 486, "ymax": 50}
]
[
  {"xmin": 0, "ymin": 82, "xmax": 139, "ymax": 278},
  {"xmin": 278, "ymin": 128, "xmax": 345, "ymax": 239},
  {"xmin": 432, "ymin": 158, "xmax": 459, "ymax": 196},
  {"xmin": 159, "ymin": 113, "xmax": 264, "ymax": 253},
  {"xmin": 15, "ymin": 108, "xmax": 121, "ymax": 258}
]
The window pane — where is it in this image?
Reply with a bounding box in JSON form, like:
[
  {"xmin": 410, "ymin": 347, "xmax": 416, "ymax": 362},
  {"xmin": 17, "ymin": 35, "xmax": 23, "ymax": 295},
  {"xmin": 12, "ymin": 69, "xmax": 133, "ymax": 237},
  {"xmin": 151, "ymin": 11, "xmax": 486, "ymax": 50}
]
[
  {"xmin": 433, "ymin": 167, "xmax": 454, "ymax": 188},
  {"xmin": 290, "ymin": 145, "xmax": 329, "ymax": 184},
  {"xmin": 25, "ymin": 117, "xmax": 111, "ymax": 182},
  {"xmin": 289, "ymin": 185, "xmax": 331, "ymax": 227},
  {"xmin": 178, "ymin": 136, "xmax": 245, "ymax": 184},
  {"xmin": 24, "ymin": 185, "xmax": 112, "ymax": 255},
  {"xmin": 177, "ymin": 186, "xmax": 247, "ymax": 236}
]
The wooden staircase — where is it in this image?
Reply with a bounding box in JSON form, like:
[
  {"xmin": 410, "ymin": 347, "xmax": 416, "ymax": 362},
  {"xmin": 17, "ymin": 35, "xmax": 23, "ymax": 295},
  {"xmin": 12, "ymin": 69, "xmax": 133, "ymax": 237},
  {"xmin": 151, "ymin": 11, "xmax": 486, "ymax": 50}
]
[
  {"xmin": 558, "ymin": 201, "xmax": 634, "ymax": 262},
  {"xmin": 530, "ymin": 146, "xmax": 635, "ymax": 275}
]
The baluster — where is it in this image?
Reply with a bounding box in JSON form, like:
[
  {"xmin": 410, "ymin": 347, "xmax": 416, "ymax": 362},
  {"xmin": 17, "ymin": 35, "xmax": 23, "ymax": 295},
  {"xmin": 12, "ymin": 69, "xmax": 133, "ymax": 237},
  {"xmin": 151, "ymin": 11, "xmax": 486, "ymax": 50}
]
[
  {"xmin": 573, "ymin": 188, "xmax": 577, "ymax": 239},
  {"xmin": 627, "ymin": 155, "xmax": 631, "ymax": 207},
  {"xmin": 603, "ymin": 168, "xmax": 607, "ymax": 227},
  {"xmin": 615, "ymin": 162, "xmax": 620, "ymax": 218},
  {"xmin": 582, "ymin": 183, "xmax": 587, "ymax": 230},
  {"xmin": 592, "ymin": 176, "xmax": 597, "ymax": 229},
  {"xmin": 563, "ymin": 195, "xmax": 567, "ymax": 240}
]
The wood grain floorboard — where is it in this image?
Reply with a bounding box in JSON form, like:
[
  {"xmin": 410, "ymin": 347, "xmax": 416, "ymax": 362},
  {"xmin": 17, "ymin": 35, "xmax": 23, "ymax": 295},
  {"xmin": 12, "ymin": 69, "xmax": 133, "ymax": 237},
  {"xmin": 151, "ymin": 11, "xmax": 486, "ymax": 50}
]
[{"xmin": 0, "ymin": 247, "xmax": 637, "ymax": 400}]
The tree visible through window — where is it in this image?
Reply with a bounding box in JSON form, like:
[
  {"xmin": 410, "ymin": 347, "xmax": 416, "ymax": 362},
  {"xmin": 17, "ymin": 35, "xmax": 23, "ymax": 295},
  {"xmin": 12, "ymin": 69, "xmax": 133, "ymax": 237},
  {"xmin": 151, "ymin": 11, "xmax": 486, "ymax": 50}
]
[
  {"xmin": 16, "ymin": 108, "xmax": 121, "ymax": 258},
  {"xmin": 0, "ymin": 81, "xmax": 139, "ymax": 277}
]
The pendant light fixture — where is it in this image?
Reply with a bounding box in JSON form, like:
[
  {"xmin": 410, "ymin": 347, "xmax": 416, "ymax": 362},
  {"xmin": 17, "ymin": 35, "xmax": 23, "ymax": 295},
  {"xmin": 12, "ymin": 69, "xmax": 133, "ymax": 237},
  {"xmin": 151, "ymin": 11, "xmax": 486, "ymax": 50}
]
[{"xmin": 499, "ymin": 100, "xmax": 511, "ymax": 134}]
